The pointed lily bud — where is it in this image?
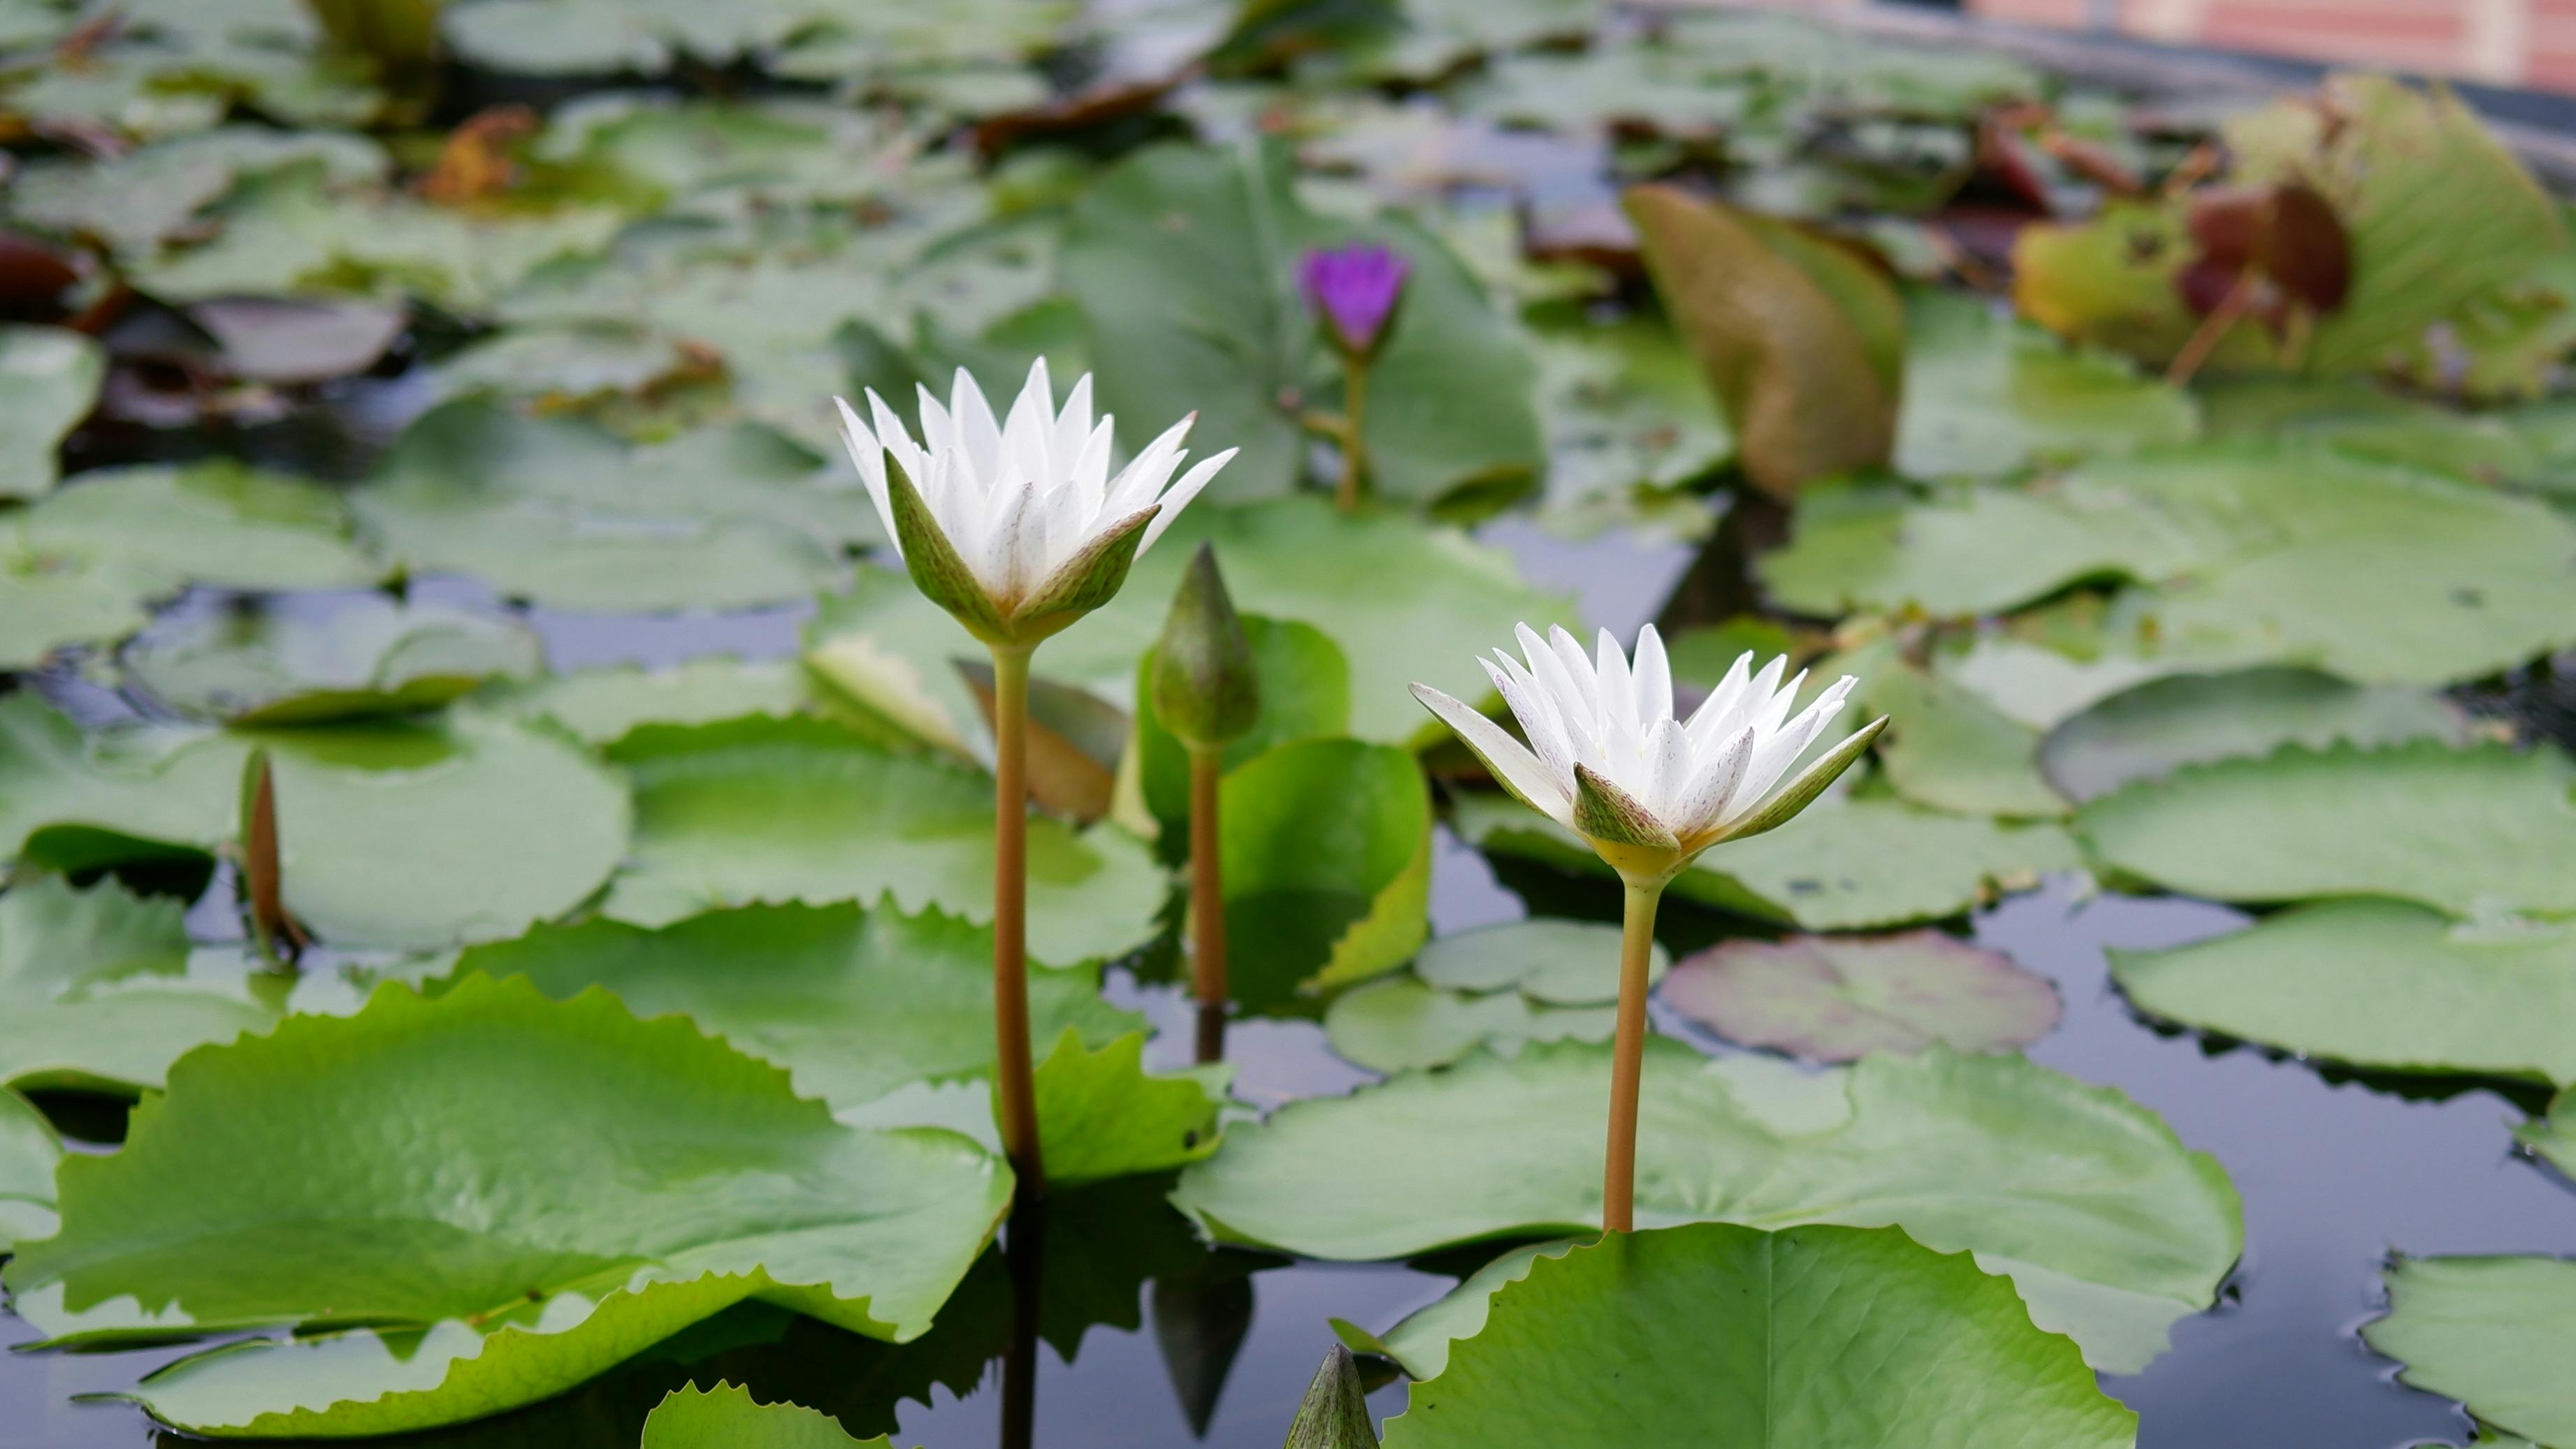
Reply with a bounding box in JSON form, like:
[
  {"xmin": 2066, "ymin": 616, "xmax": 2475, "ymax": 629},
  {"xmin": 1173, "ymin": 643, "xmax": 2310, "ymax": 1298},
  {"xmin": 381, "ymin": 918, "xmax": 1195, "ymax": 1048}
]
[
  {"xmin": 1298, "ymin": 243, "xmax": 1409, "ymax": 360},
  {"xmin": 237, "ymin": 748, "xmax": 307, "ymax": 967},
  {"xmin": 1283, "ymin": 1344, "xmax": 1379, "ymax": 1449},
  {"xmin": 1150, "ymin": 544, "xmax": 1259, "ymax": 753}
]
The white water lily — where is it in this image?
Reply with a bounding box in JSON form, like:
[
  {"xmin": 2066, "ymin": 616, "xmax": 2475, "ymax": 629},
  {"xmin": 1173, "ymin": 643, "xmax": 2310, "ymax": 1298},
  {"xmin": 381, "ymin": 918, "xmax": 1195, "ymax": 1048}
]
[
  {"xmin": 834, "ymin": 358, "xmax": 1236, "ymax": 645},
  {"xmin": 1412, "ymin": 623, "xmax": 1885, "ymax": 881}
]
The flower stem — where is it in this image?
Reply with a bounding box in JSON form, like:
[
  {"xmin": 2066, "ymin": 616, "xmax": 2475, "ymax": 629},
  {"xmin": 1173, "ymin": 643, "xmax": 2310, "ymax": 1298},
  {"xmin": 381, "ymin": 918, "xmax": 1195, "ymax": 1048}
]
[
  {"xmin": 990, "ymin": 642, "xmax": 1045, "ymax": 1197},
  {"xmin": 1334, "ymin": 358, "xmax": 1370, "ymax": 514},
  {"xmin": 1602, "ymin": 879, "xmax": 1662, "ymax": 1233},
  {"xmin": 1187, "ymin": 745, "xmax": 1228, "ymax": 1063}
]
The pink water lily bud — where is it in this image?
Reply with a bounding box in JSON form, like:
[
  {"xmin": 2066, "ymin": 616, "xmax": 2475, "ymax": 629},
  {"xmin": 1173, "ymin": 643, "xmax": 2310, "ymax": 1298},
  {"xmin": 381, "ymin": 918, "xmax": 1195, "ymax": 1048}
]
[{"xmin": 1298, "ymin": 242, "xmax": 1410, "ymax": 358}]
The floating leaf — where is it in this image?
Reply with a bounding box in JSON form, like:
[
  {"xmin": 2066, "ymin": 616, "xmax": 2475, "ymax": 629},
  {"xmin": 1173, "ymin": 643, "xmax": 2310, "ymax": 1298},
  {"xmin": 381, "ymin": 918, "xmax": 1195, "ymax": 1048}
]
[
  {"xmin": 0, "ymin": 325, "xmax": 104, "ymax": 502},
  {"xmin": 1336, "ymin": 1239, "xmax": 1577, "ymax": 1382},
  {"xmin": 1380, "ymin": 1225, "xmax": 2134, "ymax": 1448},
  {"xmin": 1892, "ymin": 289, "xmax": 2198, "ymax": 480},
  {"xmin": 0, "ymin": 1088, "xmax": 61, "ymax": 1251},
  {"xmin": 1663, "ymin": 931, "xmax": 2060, "ymax": 1062},
  {"xmin": 488, "ymin": 657, "xmax": 818, "ymax": 747},
  {"xmin": 0, "ymin": 692, "xmax": 243, "ymax": 875},
  {"xmin": 1063, "ymin": 138, "xmax": 1542, "ymax": 506},
  {"xmin": 125, "ymin": 595, "xmax": 542, "ymax": 724},
  {"xmin": 2111, "ymin": 901, "xmax": 2576, "ymax": 1086},
  {"xmin": 3, "ymin": 975, "xmax": 1009, "ymax": 1434},
  {"xmin": 1526, "ymin": 305, "xmax": 1733, "ymax": 534},
  {"xmin": 1173, "ymin": 1041, "xmax": 2238, "ymax": 1374},
  {"xmin": 1453, "ymin": 790, "xmax": 2080, "ymax": 931},
  {"xmin": 449, "ymin": 900, "xmax": 1141, "ymax": 1111},
  {"xmin": 2076, "ymin": 741, "xmax": 2576, "ymax": 917},
  {"xmin": 598, "ymin": 716, "xmax": 1164, "ymax": 966},
  {"xmin": 1324, "ymin": 975, "xmax": 1612, "ymax": 1074},
  {"xmin": 0, "ymin": 872, "xmax": 280, "ymax": 1097},
  {"xmin": 640, "ymin": 1382, "xmax": 886, "ymax": 1448},
  {"xmin": 351, "ymin": 398, "xmax": 868, "ymax": 612},
  {"xmin": 7, "ymin": 126, "xmax": 389, "ymax": 255},
  {"xmin": 2038, "ymin": 667, "xmax": 2469, "ymax": 803},
  {"xmin": 2362, "ymin": 1255, "xmax": 2576, "ymax": 1449},
  {"xmin": 1626, "ymin": 184, "xmax": 1901, "ymax": 497},
  {"xmin": 1215, "ymin": 737, "xmax": 1430, "ymax": 1007},
  {"xmin": 1416, "ymin": 917, "xmax": 1665, "ymax": 1005},
  {"xmin": 811, "ymin": 497, "xmax": 1575, "ymax": 750},
  {"xmin": 1858, "ymin": 653, "xmax": 2067, "ymax": 820},
  {"xmin": 1027, "ymin": 1028, "xmax": 1227, "ymax": 1185}
]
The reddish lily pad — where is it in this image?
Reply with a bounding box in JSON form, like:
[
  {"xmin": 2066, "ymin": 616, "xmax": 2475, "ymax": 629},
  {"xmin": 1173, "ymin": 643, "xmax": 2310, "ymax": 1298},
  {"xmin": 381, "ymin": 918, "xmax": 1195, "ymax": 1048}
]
[{"xmin": 1663, "ymin": 930, "xmax": 2060, "ymax": 1061}]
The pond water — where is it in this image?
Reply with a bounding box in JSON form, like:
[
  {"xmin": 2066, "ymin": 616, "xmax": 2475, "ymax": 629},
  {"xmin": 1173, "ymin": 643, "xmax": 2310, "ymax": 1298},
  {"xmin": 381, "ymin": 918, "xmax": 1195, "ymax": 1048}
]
[{"xmin": 3, "ymin": 510, "xmax": 2567, "ymax": 1449}]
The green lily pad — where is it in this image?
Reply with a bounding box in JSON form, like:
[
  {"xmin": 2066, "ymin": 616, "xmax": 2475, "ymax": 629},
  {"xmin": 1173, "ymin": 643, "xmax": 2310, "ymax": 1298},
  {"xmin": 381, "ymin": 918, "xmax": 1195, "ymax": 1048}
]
[
  {"xmin": 1858, "ymin": 653, "xmax": 2067, "ymax": 820},
  {"xmin": 533, "ymin": 94, "xmax": 915, "ymax": 217},
  {"xmin": 2038, "ymin": 667, "xmax": 2471, "ymax": 804},
  {"xmin": 7, "ymin": 124, "xmax": 388, "ymax": 255},
  {"xmin": 1452, "ymin": 790, "xmax": 2081, "ymax": 931},
  {"xmin": 2362, "ymin": 1255, "xmax": 2576, "ymax": 1449},
  {"xmin": 1526, "ymin": 306, "xmax": 1732, "ymax": 534},
  {"xmin": 489, "ymin": 657, "xmax": 820, "ymax": 746},
  {"xmin": 641, "ymin": 1382, "xmax": 885, "ymax": 1448},
  {"xmin": 2110, "ymin": 900, "xmax": 2576, "ymax": 1086},
  {"xmin": 2519, "ymin": 1088, "xmax": 2576, "ymax": 1174},
  {"xmin": 1215, "ymin": 736, "xmax": 1431, "ymax": 1006},
  {"xmin": 2, "ymin": 975, "xmax": 1010, "ymax": 1434},
  {"xmin": 448, "ymin": 900, "xmax": 1141, "ymax": 1111},
  {"xmin": 1893, "ymin": 289, "xmax": 2199, "ymax": 481},
  {"xmin": 22, "ymin": 459, "xmax": 381, "ymax": 594},
  {"xmin": 1062, "ymin": 138, "xmax": 1543, "ymax": 507},
  {"xmin": 1322, "ymin": 975, "xmax": 1613, "ymax": 1074},
  {"xmin": 0, "ymin": 699, "xmax": 631, "ymax": 950},
  {"xmin": 1172, "ymin": 1040, "xmax": 2239, "ymax": 1374},
  {"xmin": 127, "ymin": 162, "xmax": 623, "ymax": 314},
  {"xmin": 0, "ymin": 1088, "xmax": 61, "ymax": 1251},
  {"xmin": 1417, "ymin": 917, "xmax": 1666, "ymax": 1005},
  {"xmin": 809, "ymin": 497, "xmax": 1576, "ymax": 750},
  {"xmin": 2076, "ymin": 741, "xmax": 2576, "ymax": 917},
  {"xmin": 1336, "ymin": 1238, "xmax": 1580, "ymax": 1381},
  {"xmin": 1380, "ymin": 1224, "xmax": 2134, "ymax": 1448},
  {"xmin": 598, "ymin": 716, "xmax": 1164, "ymax": 966},
  {"xmin": 0, "ymin": 326, "xmax": 106, "ymax": 502},
  {"xmin": 351, "ymin": 398, "xmax": 869, "ymax": 613},
  {"xmin": 1663, "ymin": 930, "xmax": 2061, "ymax": 1062},
  {"xmin": 0, "ymin": 872, "xmax": 284, "ymax": 1095},
  {"xmin": 1761, "ymin": 445, "xmax": 2576, "ymax": 685},
  {"xmin": 124, "ymin": 595, "xmax": 543, "ymax": 724}
]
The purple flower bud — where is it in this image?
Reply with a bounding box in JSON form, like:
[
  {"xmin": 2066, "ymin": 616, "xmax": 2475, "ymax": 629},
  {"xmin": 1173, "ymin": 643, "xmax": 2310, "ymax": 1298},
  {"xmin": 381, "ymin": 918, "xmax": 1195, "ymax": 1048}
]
[{"xmin": 1297, "ymin": 242, "xmax": 1410, "ymax": 358}]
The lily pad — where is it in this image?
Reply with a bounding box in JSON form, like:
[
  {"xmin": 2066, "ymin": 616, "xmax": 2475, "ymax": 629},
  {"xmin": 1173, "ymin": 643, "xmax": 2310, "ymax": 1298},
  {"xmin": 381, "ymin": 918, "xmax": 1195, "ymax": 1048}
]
[
  {"xmin": 490, "ymin": 657, "xmax": 819, "ymax": 745},
  {"xmin": 1663, "ymin": 930, "xmax": 2061, "ymax": 1062},
  {"xmin": 1858, "ymin": 653, "xmax": 2067, "ymax": 820},
  {"xmin": 2110, "ymin": 900, "xmax": 2576, "ymax": 1086},
  {"xmin": 351, "ymin": 398, "xmax": 869, "ymax": 613},
  {"xmin": 1062, "ymin": 138, "xmax": 1543, "ymax": 507},
  {"xmin": 0, "ymin": 692, "xmax": 242, "ymax": 875},
  {"xmin": 1893, "ymin": 289, "xmax": 2199, "ymax": 481},
  {"xmin": 0, "ymin": 325, "xmax": 106, "ymax": 502},
  {"xmin": 0, "ymin": 872, "xmax": 282, "ymax": 1095},
  {"xmin": 641, "ymin": 1382, "xmax": 885, "ymax": 1448},
  {"xmin": 598, "ymin": 716, "xmax": 1164, "ymax": 966},
  {"xmin": 1322, "ymin": 975, "xmax": 1613, "ymax": 1074},
  {"xmin": 1171, "ymin": 1040, "xmax": 2240, "ymax": 1374},
  {"xmin": 1760, "ymin": 444, "xmax": 2576, "ymax": 685},
  {"xmin": 1380, "ymin": 1224, "xmax": 2135, "ymax": 1448},
  {"xmin": 1526, "ymin": 306, "xmax": 1732, "ymax": 533},
  {"xmin": 0, "ymin": 1088, "xmax": 61, "ymax": 1251},
  {"xmin": 22, "ymin": 460, "xmax": 381, "ymax": 593},
  {"xmin": 1215, "ymin": 736, "xmax": 1431, "ymax": 1006},
  {"xmin": 2037, "ymin": 667, "xmax": 2471, "ymax": 804},
  {"xmin": 448, "ymin": 900, "xmax": 1141, "ymax": 1111},
  {"xmin": 1452, "ymin": 790, "xmax": 2081, "ymax": 931},
  {"xmin": 124, "ymin": 595, "xmax": 542, "ymax": 724},
  {"xmin": 2075, "ymin": 741, "xmax": 2576, "ymax": 918},
  {"xmin": 3, "ymin": 975, "xmax": 1009, "ymax": 1436},
  {"xmin": 2362, "ymin": 1255, "xmax": 2576, "ymax": 1449},
  {"xmin": 1416, "ymin": 917, "xmax": 1666, "ymax": 1005},
  {"xmin": 809, "ymin": 496, "xmax": 1575, "ymax": 750},
  {"xmin": 7, "ymin": 125, "xmax": 389, "ymax": 255}
]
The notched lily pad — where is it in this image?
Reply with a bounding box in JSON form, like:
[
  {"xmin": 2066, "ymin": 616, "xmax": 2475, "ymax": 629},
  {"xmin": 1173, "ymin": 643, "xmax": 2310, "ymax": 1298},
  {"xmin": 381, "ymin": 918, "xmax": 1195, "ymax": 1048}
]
[
  {"xmin": 0, "ymin": 1088, "xmax": 62, "ymax": 1251},
  {"xmin": 125, "ymin": 594, "xmax": 543, "ymax": 724},
  {"xmin": 0, "ymin": 324, "xmax": 106, "ymax": 502},
  {"xmin": 2362, "ymin": 1254, "xmax": 2576, "ymax": 1449},
  {"xmin": 1416, "ymin": 917, "xmax": 1666, "ymax": 1005},
  {"xmin": 641, "ymin": 1382, "xmax": 887, "ymax": 1448},
  {"xmin": 1663, "ymin": 930, "xmax": 2060, "ymax": 1062},
  {"xmin": 2038, "ymin": 667, "xmax": 2470, "ymax": 804}
]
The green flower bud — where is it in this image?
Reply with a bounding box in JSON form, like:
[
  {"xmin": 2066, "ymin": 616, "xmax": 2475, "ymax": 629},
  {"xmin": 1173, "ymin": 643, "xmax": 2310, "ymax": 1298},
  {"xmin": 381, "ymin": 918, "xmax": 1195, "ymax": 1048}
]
[
  {"xmin": 1283, "ymin": 1344, "xmax": 1379, "ymax": 1449},
  {"xmin": 1150, "ymin": 544, "xmax": 1260, "ymax": 751}
]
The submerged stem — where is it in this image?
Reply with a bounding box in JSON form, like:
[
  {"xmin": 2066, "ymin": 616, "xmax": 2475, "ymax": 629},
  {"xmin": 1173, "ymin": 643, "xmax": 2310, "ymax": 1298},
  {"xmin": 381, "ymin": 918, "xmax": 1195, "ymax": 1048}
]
[
  {"xmin": 1187, "ymin": 745, "xmax": 1228, "ymax": 1063},
  {"xmin": 1602, "ymin": 879, "xmax": 1662, "ymax": 1233},
  {"xmin": 1334, "ymin": 359, "xmax": 1370, "ymax": 514},
  {"xmin": 991, "ymin": 643, "xmax": 1045, "ymax": 1197}
]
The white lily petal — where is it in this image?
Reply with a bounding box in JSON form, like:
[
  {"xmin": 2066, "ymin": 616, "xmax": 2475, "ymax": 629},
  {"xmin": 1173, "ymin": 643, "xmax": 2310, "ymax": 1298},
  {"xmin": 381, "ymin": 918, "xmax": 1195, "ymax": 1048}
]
[
  {"xmin": 1632, "ymin": 624, "xmax": 1673, "ymax": 730},
  {"xmin": 831, "ymin": 395, "xmax": 899, "ymax": 556},
  {"xmin": 1670, "ymin": 725, "xmax": 1757, "ymax": 840},
  {"xmin": 1052, "ymin": 372, "xmax": 1094, "ymax": 467},
  {"xmin": 950, "ymin": 367, "xmax": 1003, "ymax": 484},
  {"xmin": 1411, "ymin": 683, "xmax": 1572, "ymax": 828},
  {"xmin": 1642, "ymin": 716, "xmax": 1691, "ymax": 824},
  {"xmin": 1684, "ymin": 650, "xmax": 1755, "ymax": 750},
  {"xmin": 1593, "ymin": 628, "xmax": 1638, "ymax": 743},
  {"xmin": 1484, "ymin": 654, "xmax": 1575, "ymax": 789},
  {"xmin": 1136, "ymin": 448, "xmax": 1236, "ymax": 556},
  {"xmin": 1726, "ymin": 678, "xmax": 1855, "ymax": 827}
]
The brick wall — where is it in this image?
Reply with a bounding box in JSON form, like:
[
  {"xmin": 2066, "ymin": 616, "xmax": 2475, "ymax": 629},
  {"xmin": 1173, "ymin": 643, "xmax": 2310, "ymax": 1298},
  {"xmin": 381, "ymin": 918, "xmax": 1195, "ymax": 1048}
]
[{"xmin": 1955, "ymin": 0, "xmax": 2576, "ymax": 91}]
